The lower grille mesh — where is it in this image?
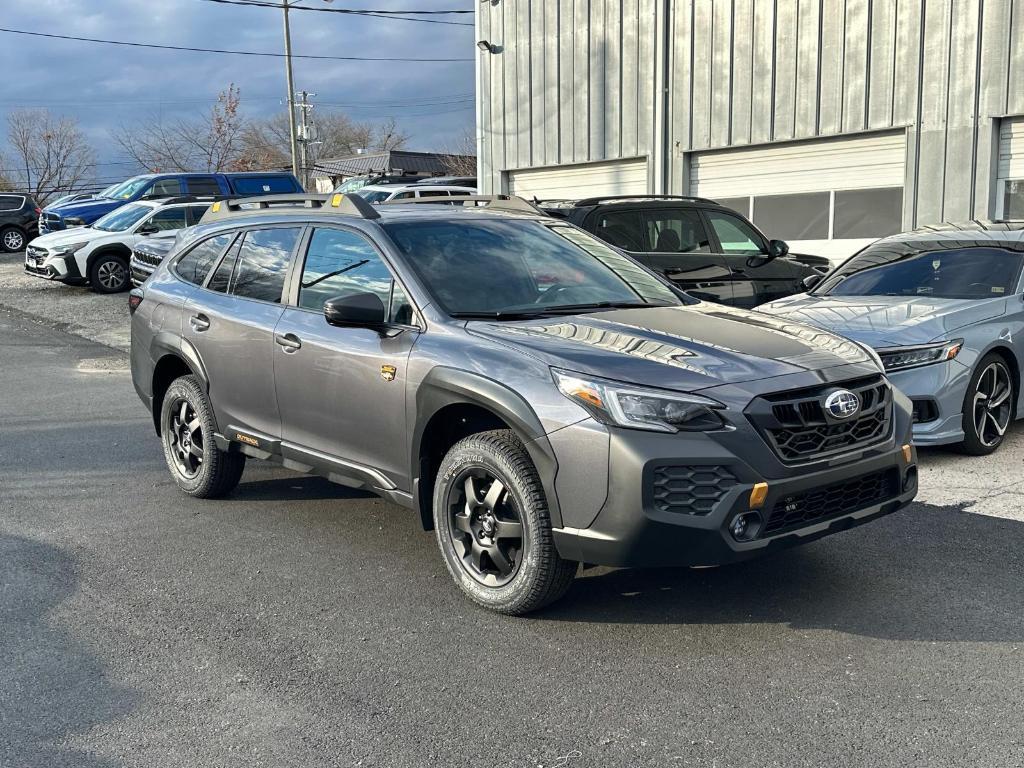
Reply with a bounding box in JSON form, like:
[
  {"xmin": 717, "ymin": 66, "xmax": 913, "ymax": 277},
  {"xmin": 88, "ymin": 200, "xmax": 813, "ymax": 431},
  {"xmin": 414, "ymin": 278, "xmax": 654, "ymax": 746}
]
[
  {"xmin": 651, "ymin": 465, "xmax": 738, "ymax": 516},
  {"xmin": 763, "ymin": 468, "xmax": 899, "ymax": 535}
]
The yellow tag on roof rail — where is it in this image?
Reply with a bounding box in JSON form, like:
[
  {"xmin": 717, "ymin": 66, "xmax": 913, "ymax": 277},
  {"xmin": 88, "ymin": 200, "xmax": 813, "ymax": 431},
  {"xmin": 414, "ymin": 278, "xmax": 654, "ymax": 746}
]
[
  {"xmin": 331, "ymin": 193, "xmax": 343, "ymax": 207},
  {"xmin": 211, "ymin": 201, "xmax": 221, "ymax": 213}
]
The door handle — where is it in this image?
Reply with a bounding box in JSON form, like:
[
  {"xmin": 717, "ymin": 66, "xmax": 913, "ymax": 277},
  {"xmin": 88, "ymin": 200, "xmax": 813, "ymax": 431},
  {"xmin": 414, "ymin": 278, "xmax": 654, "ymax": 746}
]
[
  {"xmin": 190, "ymin": 313, "xmax": 210, "ymax": 332},
  {"xmin": 275, "ymin": 332, "xmax": 302, "ymax": 352}
]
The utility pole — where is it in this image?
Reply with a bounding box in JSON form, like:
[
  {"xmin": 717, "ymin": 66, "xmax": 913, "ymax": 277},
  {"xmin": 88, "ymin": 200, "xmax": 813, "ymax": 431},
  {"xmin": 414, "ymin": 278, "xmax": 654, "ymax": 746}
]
[
  {"xmin": 296, "ymin": 90, "xmax": 317, "ymax": 190},
  {"xmin": 281, "ymin": 0, "xmax": 299, "ymax": 182}
]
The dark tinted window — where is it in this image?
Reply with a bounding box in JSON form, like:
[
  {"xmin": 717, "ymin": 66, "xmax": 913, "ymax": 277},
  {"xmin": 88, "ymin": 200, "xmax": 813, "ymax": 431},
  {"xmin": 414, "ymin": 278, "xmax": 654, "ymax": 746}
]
[
  {"xmin": 833, "ymin": 187, "xmax": 903, "ymax": 239},
  {"xmin": 146, "ymin": 208, "xmax": 187, "ymax": 231},
  {"xmin": 705, "ymin": 210, "xmax": 765, "ymax": 254},
  {"xmin": 186, "ymin": 205, "xmax": 210, "ymax": 226},
  {"xmin": 298, "ymin": 228, "xmax": 412, "ymax": 323},
  {"xmin": 150, "ymin": 178, "xmax": 182, "ymax": 197},
  {"xmin": 382, "ymin": 219, "xmax": 679, "ymax": 315},
  {"xmin": 0, "ymin": 195, "xmax": 23, "ymax": 211},
  {"xmin": 418, "ymin": 190, "xmax": 449, "ymax": 198},
  {"xmin": 186, "ymin": 177, "xmax": 222, "ymax": 195},
  {"xmin": 819, "ymin": 246, "xmax": 1024, "ymax": 300},
  {"xmin": 231, "ymin": 176, "xmax": 298, "ymax": 195},
  {"xmin": 642, "ymin": 209, "xmax": 711, "ymax": 253},
  {"xmin": 592, "ymin": 210, "xmax": 645, "ymax": 251},
  {"xmin": 752, "ymin": 192, "xmax": 830, "ymax": 239},
  {"xmin": 174, "ymin": 233, "xmax": 234, "ymax": 286},
  {"xmin": 226, "ymin": 227, "xmax": 301, "ymax": 302}
]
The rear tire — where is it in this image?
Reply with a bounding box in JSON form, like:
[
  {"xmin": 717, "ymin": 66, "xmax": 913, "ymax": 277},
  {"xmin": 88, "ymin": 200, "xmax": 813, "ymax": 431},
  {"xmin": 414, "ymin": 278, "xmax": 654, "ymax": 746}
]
[
  {"xmin": 160, "ymin": 375, "xmax": 245, "ymax": 498},
  {"xmin": 89, "ymin": 252, "xmax": 130, "ymax": 293},
  {"xmin": 1, "ymin": 226, "xmax": 25, "ymax": 253},
  {"xmin": 958, "ymin": 353, "xmax": 1015, "ymax": 455},
  {"xmin": 433, "ymin": 429, "xmax": 577, "ymax": 615}
]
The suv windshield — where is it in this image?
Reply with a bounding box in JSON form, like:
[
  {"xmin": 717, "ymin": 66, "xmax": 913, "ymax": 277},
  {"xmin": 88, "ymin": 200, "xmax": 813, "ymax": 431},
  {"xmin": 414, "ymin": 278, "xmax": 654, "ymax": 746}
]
[
  {"xmin": 105, "ymin": 176, "xmax": 151, "ymax": 201},
  {"xmin": 93, "ymin": 204, "xmax": 152, "ymax": 232},
  {"xmin": 360, "ymin": 189, "xmax": 394, "ymax": 204},
  {"xmin": 382, "ymin": 219, "xmax": 680, "ymax": 317},
  {"xmin": 816, "ymin": 245, "xmax": 1024, "ymax": 300}
]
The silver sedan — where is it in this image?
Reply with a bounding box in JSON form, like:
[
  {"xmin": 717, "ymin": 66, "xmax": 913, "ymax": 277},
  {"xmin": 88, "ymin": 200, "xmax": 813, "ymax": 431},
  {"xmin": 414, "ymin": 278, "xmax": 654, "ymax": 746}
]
[{"xmin": 759, "ymin": 221, "xmax": 1024, "ymax": 455}]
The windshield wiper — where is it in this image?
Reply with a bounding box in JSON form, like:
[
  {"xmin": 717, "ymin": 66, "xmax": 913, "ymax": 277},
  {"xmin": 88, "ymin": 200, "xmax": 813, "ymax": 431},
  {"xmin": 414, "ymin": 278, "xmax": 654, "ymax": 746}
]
[{"xmin": 450, "ymin": 301, "xmax": 670, "ymax": 321}]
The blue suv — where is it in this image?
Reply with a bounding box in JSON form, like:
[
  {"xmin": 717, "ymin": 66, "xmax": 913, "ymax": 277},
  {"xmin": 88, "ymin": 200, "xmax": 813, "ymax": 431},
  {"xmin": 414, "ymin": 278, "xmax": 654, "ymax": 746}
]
[{"xmin": 40, "ymin": 172, "xmax": 302, "ymax": 234}]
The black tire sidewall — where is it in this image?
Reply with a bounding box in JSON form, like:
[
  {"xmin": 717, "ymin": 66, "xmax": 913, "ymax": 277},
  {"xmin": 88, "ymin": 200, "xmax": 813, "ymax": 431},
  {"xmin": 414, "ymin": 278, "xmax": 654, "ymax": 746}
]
[
  {"xmin": 90, "ymin": 253, "xmax": 129, "ymax": 293},
  {"xmin": 1, "ymin": 226, "xmax": 24, "ymax": 253},
  {"xmin": 960, "ymin": 353, "xmax": 1015, "ymax": 455}
]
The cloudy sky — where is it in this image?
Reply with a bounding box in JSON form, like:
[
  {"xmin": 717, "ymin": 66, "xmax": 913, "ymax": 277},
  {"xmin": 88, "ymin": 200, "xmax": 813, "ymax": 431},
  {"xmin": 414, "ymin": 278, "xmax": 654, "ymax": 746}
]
[{"xmin": 0, "ymin": 0, "xmax": 475, "ymax": 188}]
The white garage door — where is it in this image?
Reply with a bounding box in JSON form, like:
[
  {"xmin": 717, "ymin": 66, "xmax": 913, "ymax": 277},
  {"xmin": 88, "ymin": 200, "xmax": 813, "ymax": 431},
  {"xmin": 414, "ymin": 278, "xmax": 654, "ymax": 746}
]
[
  {"xmin": 997, "ymin": 116, "xmax": 1024, "ymax": 219},
  {"xmin": 690, "ymin": 131, "xmax": 907, "ymax": 262},
  {"xmin": 506, "ymin": 158, "xmax": 648, "ymax": 201}
]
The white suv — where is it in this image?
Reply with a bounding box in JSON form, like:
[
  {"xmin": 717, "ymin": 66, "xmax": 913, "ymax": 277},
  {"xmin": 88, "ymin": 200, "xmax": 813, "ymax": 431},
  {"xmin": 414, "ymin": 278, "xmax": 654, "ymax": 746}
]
[
  {"xmin": 354, "ymin": 183, "xmax": 477, "ymax": 204},
  {"xmin": 24, "ymin": 198, "xmax": 212, "ymax": 293}
]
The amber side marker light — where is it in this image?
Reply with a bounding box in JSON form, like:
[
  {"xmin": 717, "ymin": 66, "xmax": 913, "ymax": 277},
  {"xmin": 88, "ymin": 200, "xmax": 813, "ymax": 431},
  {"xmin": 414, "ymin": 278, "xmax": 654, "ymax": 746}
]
[
  {"xmin": 902, "ymin": 444, "xmax": 913, "ymax": 463},
  {"xmin": 748, "ymin": 482, "xmax": 769, "ymax": 509}
]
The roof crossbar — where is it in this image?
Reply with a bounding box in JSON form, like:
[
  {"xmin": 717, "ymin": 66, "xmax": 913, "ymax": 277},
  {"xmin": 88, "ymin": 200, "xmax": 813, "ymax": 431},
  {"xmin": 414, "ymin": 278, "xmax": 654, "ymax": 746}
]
[
  {"xmin": 379, "ymin": 194, "xmax": 544, "ymax": 215},
  {"xmin": 200, "ymin": 193, "xmax": 380, "ymax": 223}
]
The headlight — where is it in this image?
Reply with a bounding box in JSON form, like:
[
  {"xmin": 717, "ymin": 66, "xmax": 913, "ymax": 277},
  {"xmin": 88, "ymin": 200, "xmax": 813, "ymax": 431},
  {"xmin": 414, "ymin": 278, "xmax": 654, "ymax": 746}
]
[
  {"xmin": 552, "ymin": 369, "xmax": 725, "ymax": 432},
  {"xmin": 878, "ymin": 339, "xmax": 963, "ymax": 372},
  {"xmin": 53, "ymin": 242, "xmax": 88, "ymax": 256},
  {"xmin": 64, "ymin": 217, "xmax": 86, "ymax": 227},
  {"xmin": 856, "ymin": 342, "xmax": 886, "ymax": 372}
]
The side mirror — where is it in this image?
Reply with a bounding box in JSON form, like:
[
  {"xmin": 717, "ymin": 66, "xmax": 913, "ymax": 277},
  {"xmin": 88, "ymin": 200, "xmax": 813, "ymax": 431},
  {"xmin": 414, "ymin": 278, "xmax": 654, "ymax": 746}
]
[
  {"xmin": 137, "ymin": 223, "xmax": 159, "ymax": 235},
  {"xmin": 802, "ymin": 273, "xmax": 823, "ymax": 291},
  {"xmin": 767, "ymin": 239, "xmax": 789, "ymax": 259},
  {"xmin": 324, "ymin": 292, "xmax": 386, "ymax": 328}
]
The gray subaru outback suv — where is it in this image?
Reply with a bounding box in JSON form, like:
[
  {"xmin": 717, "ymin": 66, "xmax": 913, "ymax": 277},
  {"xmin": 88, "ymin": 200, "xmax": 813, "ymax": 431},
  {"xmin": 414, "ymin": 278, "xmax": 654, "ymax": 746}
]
[{"xmin": 130, "ymin": 193, "xmax": 918, "ymax": 614}]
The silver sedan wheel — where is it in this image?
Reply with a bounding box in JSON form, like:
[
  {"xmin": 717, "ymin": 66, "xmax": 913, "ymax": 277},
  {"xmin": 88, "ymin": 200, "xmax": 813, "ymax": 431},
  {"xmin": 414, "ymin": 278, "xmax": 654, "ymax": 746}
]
[{"xmin": 972, "ymin": 361, "xmax": 1013, "ymax": 448}]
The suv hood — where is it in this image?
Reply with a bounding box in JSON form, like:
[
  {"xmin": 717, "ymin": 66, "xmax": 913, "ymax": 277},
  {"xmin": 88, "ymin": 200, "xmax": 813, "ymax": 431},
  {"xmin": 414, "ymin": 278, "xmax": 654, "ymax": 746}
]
[
  {"xmin": 758, "ymin": 294, "xmax": 1006, "ymax": 347},
  {"xmin": 30, "ymin": 228, "xmax": 102, "ymax": 250},
  {"xmin": 468, "ymin": 303, "xmax": 873, "ymax": 392},
  {"xmin": 45, "ymin": 197, "xmax": 123, "ymax": 220}
]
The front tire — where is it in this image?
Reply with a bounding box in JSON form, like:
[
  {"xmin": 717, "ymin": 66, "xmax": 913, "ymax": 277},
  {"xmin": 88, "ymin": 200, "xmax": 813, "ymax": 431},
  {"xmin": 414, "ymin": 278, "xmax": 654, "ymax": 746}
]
[
  {"xmin": 1, "ymin": 226, "xmax": 25, "ymax": 252},
  {"xmin": 89, "ymin": 252, "xmax": 130, "ymax": 293},
  {"xmin": 160, "ymin": 375, "xmax": 245, "ymax": 498},
  {"xmin": 959, "ymin": 353, "xmax": 1015, "ymax": 455},
  {"xmin": 433, "ymin": 430, "xmax": 577, "ymax": 615}
]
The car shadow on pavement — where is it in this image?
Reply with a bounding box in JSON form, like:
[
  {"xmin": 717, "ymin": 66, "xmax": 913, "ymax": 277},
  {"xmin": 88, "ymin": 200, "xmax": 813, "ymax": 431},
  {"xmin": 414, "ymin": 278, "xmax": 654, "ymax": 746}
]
[
  {"xmin": 0, "ymin": 535, "xmax": 138, "ymax": 767},
  {"xmin": 538, "ymin": 502, "xmax": 1024, "ymax": 642}
]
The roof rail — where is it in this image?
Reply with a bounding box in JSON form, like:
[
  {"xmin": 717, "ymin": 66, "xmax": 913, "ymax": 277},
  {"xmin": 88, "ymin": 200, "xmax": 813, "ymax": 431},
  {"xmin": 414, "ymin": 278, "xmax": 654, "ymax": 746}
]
[
  {"xmin": 155, "ymin": 194, "xmax": 235, "ymax": 205},
  {"xmin": 379, "ymin": 194, "xmax": 545, "ymax": 216},
  {"xmin": 573, "ymin": 194, "xmax": 721, "ymax": 207},
  {"xmin": 201, "ymin": 193, "xmax": 380, "ymax": 223}
]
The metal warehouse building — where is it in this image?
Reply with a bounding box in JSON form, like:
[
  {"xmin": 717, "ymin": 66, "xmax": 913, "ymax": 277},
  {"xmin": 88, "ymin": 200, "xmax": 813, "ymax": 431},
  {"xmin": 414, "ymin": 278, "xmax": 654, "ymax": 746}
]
[{"xmin": 475, "ymin": 1, "xmax": 1024, "ymax": 258}]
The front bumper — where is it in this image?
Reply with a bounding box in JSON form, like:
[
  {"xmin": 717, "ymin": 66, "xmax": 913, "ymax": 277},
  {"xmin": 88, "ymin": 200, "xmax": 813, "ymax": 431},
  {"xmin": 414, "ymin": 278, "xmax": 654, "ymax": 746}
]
[
  {"xmin": 886, "ymin": 360, "xmax": 972, "ymax": 446},
  {"xmin": 130, "ymin": 256, "xmax": 155, "ymax": 287},
  {"xmin": 23, "ymin": 250, "xmax": 79, "ymax": 282}
]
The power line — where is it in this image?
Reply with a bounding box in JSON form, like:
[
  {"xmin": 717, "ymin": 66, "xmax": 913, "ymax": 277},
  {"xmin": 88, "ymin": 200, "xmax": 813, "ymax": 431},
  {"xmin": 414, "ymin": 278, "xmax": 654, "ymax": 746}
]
[
  {"xmin": 196, "ymin": 0, "xmax": 474, "ymax": 26},
  {"xmin": 0, "ymin": 27, "xmax": 473, "ymax": 62}
]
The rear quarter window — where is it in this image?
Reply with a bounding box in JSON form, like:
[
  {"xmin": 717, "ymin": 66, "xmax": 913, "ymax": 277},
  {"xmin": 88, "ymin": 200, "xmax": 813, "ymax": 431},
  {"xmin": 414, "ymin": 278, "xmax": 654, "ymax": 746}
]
[
  {"xmin": 0, "ymin": 195, "xmax": 24, "ymax": 211},
  {"xmin": 172, "ymin": 233, "xmax": 235, "ymax": 286}
]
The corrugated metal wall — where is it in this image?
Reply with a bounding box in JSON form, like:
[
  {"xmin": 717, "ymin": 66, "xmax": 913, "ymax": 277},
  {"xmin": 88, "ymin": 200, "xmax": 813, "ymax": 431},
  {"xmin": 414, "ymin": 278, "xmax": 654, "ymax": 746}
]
[{"xmin": 478, "ymin": 0, "xmax": 1024, "ymax": 225}]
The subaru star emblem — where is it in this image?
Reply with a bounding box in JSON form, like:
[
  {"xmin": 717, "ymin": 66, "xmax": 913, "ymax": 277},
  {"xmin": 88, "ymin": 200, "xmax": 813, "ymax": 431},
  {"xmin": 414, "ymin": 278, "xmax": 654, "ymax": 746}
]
[{"xmin": 824, "ymin": 389, "xmax": 861, "ymax": 420}]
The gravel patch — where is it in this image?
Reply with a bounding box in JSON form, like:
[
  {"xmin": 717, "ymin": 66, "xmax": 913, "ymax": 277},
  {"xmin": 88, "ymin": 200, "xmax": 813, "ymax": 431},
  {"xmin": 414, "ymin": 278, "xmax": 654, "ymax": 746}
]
[{"xmin": 0, "ymin": 252, "xmax": 130, "ymax": 351}]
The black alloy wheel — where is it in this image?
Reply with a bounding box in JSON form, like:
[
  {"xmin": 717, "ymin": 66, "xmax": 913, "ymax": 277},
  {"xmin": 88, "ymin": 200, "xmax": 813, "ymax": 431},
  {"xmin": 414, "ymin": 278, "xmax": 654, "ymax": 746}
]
[
  {"xmin": 167, "ymin": 396, "xmax": 205, "ymax": 479},
  {"xmin": 446, "ymin": 467, "xmax": 526, "ymax": 587}
]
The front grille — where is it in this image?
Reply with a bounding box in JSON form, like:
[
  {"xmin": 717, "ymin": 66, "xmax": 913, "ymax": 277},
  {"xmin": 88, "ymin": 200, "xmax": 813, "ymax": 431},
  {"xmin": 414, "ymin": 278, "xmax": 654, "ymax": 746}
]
[
  {"xmin": 132, "ymin": 247, "xmax": 165, "ymax": 267},
  {"xmin": 130, "ymin": 260, "xmax": 153, "ymax": 286},
  {"xmin": 762, "ymin": 468, "xmax": 899, "ymax": 535},
  {"xmin": 40, "ymin": 212, "xmax": 63, "ymax": 231},
  {"xmin": 746, "ymin": 375, "xmax": 893, "ymax": 463},
  {"xmin": 651, "ymin": 464, "xmax": 738, "ymax": 516}
]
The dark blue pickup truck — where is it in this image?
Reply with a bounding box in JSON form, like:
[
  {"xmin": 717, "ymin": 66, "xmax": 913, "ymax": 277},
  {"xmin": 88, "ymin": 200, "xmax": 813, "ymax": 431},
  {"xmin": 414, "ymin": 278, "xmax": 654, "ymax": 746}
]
[{"xmin": 39, "ymin": 172, "xmax": 303, "ymax": 233}]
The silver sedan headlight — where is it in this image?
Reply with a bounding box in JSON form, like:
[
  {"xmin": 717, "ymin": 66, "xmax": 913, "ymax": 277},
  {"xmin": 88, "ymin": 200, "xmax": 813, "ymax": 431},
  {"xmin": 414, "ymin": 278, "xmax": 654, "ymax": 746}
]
[
  {"xmin": 552, "ymin": 369, "xmax": 725, "ymax": 432},
  {"xmin": 877, "ymin": 339, "xmax": 964, "ymax": 372}
]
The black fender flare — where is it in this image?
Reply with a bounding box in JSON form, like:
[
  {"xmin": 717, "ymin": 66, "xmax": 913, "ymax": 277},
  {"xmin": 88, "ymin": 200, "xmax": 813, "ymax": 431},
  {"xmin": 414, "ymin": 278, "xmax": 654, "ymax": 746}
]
[
  {"xmin": 85, "ymin": 243, "xmax": 133, "ymax": 275},
  {"xmin": 411, "ymin": 366, "xmax": 562, "ymax": 529},
  {"xmin": 148, "ymin": 333, "xmax": 213, "ymax": 434}
]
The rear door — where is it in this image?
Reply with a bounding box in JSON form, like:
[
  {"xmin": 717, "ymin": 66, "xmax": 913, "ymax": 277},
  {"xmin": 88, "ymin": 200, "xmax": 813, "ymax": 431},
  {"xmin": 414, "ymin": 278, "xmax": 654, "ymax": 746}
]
[
  {"xmin": 702, "ymin": 208, "xmax": 800, "ymax": 308},
  {"xmin": 183, "ymin": 225, "xmax": 304, "ymax": 439},
  {"xmin": 587, "ymin": 206, "xmax": 733, "ymax": 303}
]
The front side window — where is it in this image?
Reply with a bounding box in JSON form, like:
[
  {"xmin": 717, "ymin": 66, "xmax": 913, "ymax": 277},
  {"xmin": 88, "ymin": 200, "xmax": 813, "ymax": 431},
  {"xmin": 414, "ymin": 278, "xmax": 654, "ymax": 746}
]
[
  {"xmin": 818, "ymin": 246, "xmax": 1024, "ymax": 300},
  {"xmin": 297, "ymin": 227, "xmax": 412, "ymax": 323},
  {"xmin": 149, "ymin": 178, "xmax": 182, "ymax": 197},
  {"xmin": 219, "ymin": 227, "xmax": 301, "ymax": 302},
  {"xmin": 186, "ymin": 177, "xmax": 222, "ymax": 195},
  {"xmin": 144, "ymin": 209, "xmax": 187, "ymax": 232},
  {"xmin": 382, "ymin": 219, "xmax": 679, "ymax": 316},
  {"xmin": 173, "ymin": 233, "xmax": 234, "ymax": 286},
  {"xmin": 93, "ymin": 204, "xmax": 152, "ymax": 232},
  {"xmin": 106, "ymin": 176, "xmax": 152, "ymax": 200},
  {"xmin": 705, "ymin": 210, "xmax": 765, "ymax": 254},
  {"xmin": 643, "ymin": 209, "xmax": 711, "ymax": 253}
]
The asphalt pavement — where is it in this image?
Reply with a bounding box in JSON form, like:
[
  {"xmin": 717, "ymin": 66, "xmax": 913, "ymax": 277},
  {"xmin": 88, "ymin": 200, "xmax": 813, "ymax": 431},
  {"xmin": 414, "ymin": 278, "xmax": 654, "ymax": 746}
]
[{"xmin": 1, "ymin": 283, "xmax": 1024, "ymax": 767}]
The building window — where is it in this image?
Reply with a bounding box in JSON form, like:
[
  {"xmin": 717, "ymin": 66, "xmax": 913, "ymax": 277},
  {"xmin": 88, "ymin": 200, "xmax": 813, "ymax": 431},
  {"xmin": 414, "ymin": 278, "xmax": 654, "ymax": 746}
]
[
  {"xmin": 833, "ymin": 187, "xmax": 903, "ymax": 239},
  {"xmin": 753, "ymin": 192, "xmax": 830, "ymax": 240},
  {"xmin": 714, "ymin": 197, "xmax": 752, "ymax": 218},
  {"xmin": 1004, "ymin": 180, "xmax": 1024, "ymax": 219}
]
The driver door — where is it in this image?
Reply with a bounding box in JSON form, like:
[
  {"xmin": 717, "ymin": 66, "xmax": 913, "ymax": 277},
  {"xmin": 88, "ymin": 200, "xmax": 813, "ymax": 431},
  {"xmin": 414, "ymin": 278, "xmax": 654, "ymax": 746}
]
[
  {"xmin": 702, "ymin": 209, "xmax": 797, "ymax": 308},
  {"xmin": 273, "ymin": 226, "xmax": 420, "ymax": 490}
]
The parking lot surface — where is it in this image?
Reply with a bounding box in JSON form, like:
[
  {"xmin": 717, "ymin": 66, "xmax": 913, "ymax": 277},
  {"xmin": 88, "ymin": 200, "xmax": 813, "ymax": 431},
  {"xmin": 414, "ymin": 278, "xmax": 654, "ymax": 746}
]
[{"xmin": 2, "ymin": 262, "xmax": 1023, "ymax": 767}]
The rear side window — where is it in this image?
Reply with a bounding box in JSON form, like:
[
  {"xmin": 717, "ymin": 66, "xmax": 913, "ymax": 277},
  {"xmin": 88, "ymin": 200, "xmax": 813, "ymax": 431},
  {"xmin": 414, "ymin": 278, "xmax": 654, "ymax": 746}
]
[
  {"xmin": 642, "ymin": 209, "xmax": 712, "ymax": 253},
  {"xmin": 215, "ymin": 227, "xmax": 302, "ymax": 302},
  {"xmin": 146, "ymin": 208, "xmax": 187, "ymax": 231},
  {"xmin": 186, "ymin": 177, "xmax": 222, "ymax": 195},
  {"xmin": 231, "ymin": 176, "xmax": 297, "ymax": 195},
  {"xmin": 174, "ymin": 233, "xmax": 234, "ymax": 286},
  {"xmin": 186, "ymin": 205, "xmax": 210, "ymax": 226},
  {"xmin": 0, "ymin": 195, "xmax": 23, "ymax": 211},
  {"xmin": 592, "ymin": 210, "xmax": 645, "ymax": 251}
]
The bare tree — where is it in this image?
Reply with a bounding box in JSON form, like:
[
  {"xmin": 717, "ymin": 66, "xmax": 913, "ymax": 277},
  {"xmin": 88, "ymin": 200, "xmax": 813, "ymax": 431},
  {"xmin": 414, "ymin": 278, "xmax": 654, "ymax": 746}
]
[
  {"xmin": 113, "ymin": 85, "xmax": 248, "ymax": 173},
  {"xmin": 372, "ymin": 117, "xmax": 410, "ymax": 152},
  {"xmin": 439, "ymin": 126, "xmax": 478, "ymax": 178},
  {"xmin": 5, "ymin": 109, "xmax": 95, "ymax": 204}
]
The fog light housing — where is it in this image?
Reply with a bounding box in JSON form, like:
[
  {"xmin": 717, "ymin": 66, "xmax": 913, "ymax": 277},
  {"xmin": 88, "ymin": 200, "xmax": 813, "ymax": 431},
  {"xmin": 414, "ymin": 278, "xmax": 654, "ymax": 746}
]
[
  {"xmin": 903, "ymin": 466, "xmax": 918, "ymax": 493},
  {"xmin": 730, "ymin": 511, "xmax": 762, "ymax": 542}
]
